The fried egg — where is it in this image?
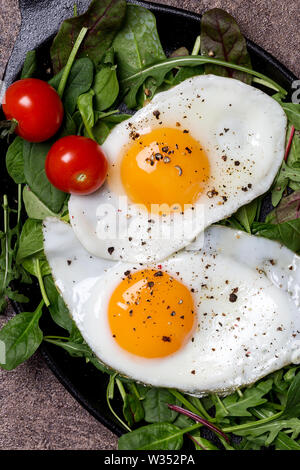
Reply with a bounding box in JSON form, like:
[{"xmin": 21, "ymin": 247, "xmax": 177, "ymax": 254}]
[
  {"xmin": 43, "ymin": 218, "xmax": 300, "ymax": 396},
  {"xmin": 68, "ymin": 74, "xmax": 287, "ymax": 263}
]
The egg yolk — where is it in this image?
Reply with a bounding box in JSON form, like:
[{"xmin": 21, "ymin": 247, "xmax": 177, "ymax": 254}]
[
  {"xmin": 120, "ymin": 127, "xmax": 210, "ymax": 214},
  {"xmin": 108, "ymin": 269, "xmax": 196, "ymax": 358}
]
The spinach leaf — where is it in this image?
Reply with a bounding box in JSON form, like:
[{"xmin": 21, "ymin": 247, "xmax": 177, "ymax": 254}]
[
  {"xmin": 273, "ymin": 94, "xmax": 300, "ymax": 130},
  {"xmin": 50, "ymin": 0, "xmax": 126, "ymax": 74},
  {"xmin": 200, "ymin": 8, "xmax": 252, "ymax": 84},
  {"xmin": 233, "ymin": 417, "xmax": 300, "ymax": 446},
  {"xmin": 22, "ymin": 255, "xmax": 51, "ymax": 278},
  {"xmin": 281, "ymin": 371, "xmax": 300, "ymax": 419},
  {"xmin": 0, "ymin": 301, "xmax": 43, "ymax": 370},
  {"xmin": 77, "ymin": 89, "xmax": 95, "ymax": 129},
  {"xmin": 44, "ymin": 338, "xmax": 93, "ymax": 358},
  {"xmin": 123, "ymin": 392, "xmax": 145, "ymax": 427},
  {"xmin": 252, "ymin": 219, "xmax": 300, "ymax": 253},
  {"xmin": 16, "ymin": 219, "xmax": 44, "ymax": 263},
  {"xmin": 143, "ymin": 388, "xmax": 179, "ymax": 423},
  {"xmin": 275, "ymin": 431, "xmax": 300, "ymax": 450},
  {"xmin": 113, "ymin": 5, "xmax": 166, "ymax": 81},
  {"xmin": 89, "ymin": 113, "xmax": 130, "ymax": 144},
  {"xmin": 23, "ymin": 186, "xmax": 60, "ymax": 220},
  {"xmin": 118, "ymin": 423, "xmax": 184, "ymax": 450},
  {"xmin": 44, "ymin": 275, "xmax": 73, "ymax": 333},
  {"xmin": 21, "ymin": 50, "xmax": 37, "ymax": 79},
  {"xmin": 23, "ymin": 140, "xmax": 67, "ymax": 213},
  {"xmin": 0, "ymin": 195, "xmax": 31, "ymax": 313},
  {"xmin": 49, "ymin": 58, "xmax": 94, "ymax": 115},
  {"xmin": 234, "ymin": 199, "xmax": 259, "ymax": 233},
  {"xmin": 6, "ymin": 137, "xmax": 26, "ymax": 184},
  {"xmin": 172, "ymin": 65, "xmax": 204, "ymax": 86},
  {"xmin": 214, "ymin": 379, "xmax": 273, "ymax": 419},
  {"xmin": 120, "ymin": 55, "xmax": 285, "ymax": 110}
]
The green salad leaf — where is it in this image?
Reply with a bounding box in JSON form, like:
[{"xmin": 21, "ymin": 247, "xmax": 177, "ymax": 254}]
[
  {"xmin": 200, "ymin": 8, "xmax": 252, "ymax": 84},
  {"xmin": 23, "ymin": 186, "xmax": 60, "ymax": 220},
  {"xmin": 0, "ymin": 301, "xmax": 43, "ymax": 370},
  {"xmin": 21, "ymin": 50, "xmax": 37, "ymax": 79},
  {"xmin": 252, "ymin": 219, "xmax": 300, "ymax": 253},
  {"xmin": 49, "ymin": 58, "xmax": 94, "ymax": 115},
  {"xmin": 113, "ymin": 4, "xmax": 166, "ymax": 81},
  {"xmin": 23, "ymin": 140, "xmax": 67, "ymax": 213},
  {"xmin": 118, "ymin": 422, "xmax": 185, "ymax": 450},
  {"xmin": 6, "ymin": 137, "xmax": 26, "ymax": 184}
]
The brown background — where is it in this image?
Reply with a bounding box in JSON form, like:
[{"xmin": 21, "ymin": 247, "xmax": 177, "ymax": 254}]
[{"xmin": 0, "ymin": 0, "xmax": 299, "ymax": 450}]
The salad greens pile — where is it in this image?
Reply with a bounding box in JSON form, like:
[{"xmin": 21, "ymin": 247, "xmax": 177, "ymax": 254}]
[{"xmin": 1, "ymin": 0, "xmax": 300, "ymax": 451}]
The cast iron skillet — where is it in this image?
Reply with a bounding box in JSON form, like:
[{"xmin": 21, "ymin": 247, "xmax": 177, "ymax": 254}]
[{"xmin": 2, "ymin": 0, "xmax": 297, "ymax": 439}]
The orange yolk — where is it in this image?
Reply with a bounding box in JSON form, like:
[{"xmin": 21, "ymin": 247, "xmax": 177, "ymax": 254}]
[
  {"xmin": 120, "ymin": 127, "xmax": 210, "ymax": 214},
  {"xmin": 108, "ymin": 269, "xmax": 196, "ymax": 358}
]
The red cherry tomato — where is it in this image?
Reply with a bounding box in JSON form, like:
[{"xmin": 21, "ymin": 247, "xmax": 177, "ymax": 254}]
[
  {"xmin": 45, "ymin": 135, "xmax": 108, "ymax": 195},
  {"xmin": 3, "ymin": 78, "xmax": 64, "ymax": 142}
]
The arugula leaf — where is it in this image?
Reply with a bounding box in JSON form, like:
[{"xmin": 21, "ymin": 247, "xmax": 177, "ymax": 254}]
[
  {"xmin": 22, "ymin": 255, "xmax": 51, "ymax": 278},
  {"xmin": 23, "ymin": 140, "xmax": 67, "ymax": 213},
  {"xmin": 192, "ymin": 434, "xmax": 219, "ymax": 451},
  {"xmin": 90, "ymin": 113, "xmax": 130, "ymax": 144},
  {"xmin": 93, "ymin": 49, "xmax": 119, "ymax": 111},
  {"xmin": 50, "ymin": 0, "xmax": 126, "ymax": 74},
  {"xmin": 0, "ymin": 301, "xmax": 43, "ymax": 370},
  {"xmin": 118, "ymin": 423, "xmax": 185, "ymax": 450},
  {"xmin": 44, "ymin": 338, "xmax": 93, "ymax": 358},
  {"xmin": 49, "ymin": 58, "xmax": 94, "ymax": 115},
  {"xmin": 214, "ymin": 379, "xmax": 273, "ymax": 419},
  {"xmin": 23, "ymin": 186, "xmax": 60, "ymax": 220},
  {"xmin": 143, "ymin": 388, "xmax": 179, "ymax": 423},
  {"xmin": 234, "ymin": 199, "xmax": 259, "ymax": 233},
  {"xmin": 120, "ymin": 55, "xmax": 286, "ymax": 109},
  {"xmin": 200, "ymin": 8, "xmax": 252, "ymax": 84},
  {"xmin": 6, "ymin": 137, "xmax": 26, "ymax": 184},
  {"xmin": 21, "ymin": 50, "xmax": 37, "ymax": 79},
  {"xmin": 273, "ymin": 94, "xmax": 300, "ymax": 130},
  {"xmin": 267, "ymin": 191, "xmax": 300, "ymax": 224}
]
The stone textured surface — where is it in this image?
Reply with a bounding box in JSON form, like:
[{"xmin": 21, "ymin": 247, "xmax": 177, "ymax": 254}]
[{"xmin": 0, "ymin": 0, "xmax": 299, "ymax": 451}]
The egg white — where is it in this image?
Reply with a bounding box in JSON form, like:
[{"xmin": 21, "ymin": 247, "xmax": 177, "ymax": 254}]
[
  {"xmin": 68, "ymin": 74, "xmax": 287, "ymax": 263},
  {"xmin": 43, "ymin": 218, "xmax": 300, "ymax": 396}
]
